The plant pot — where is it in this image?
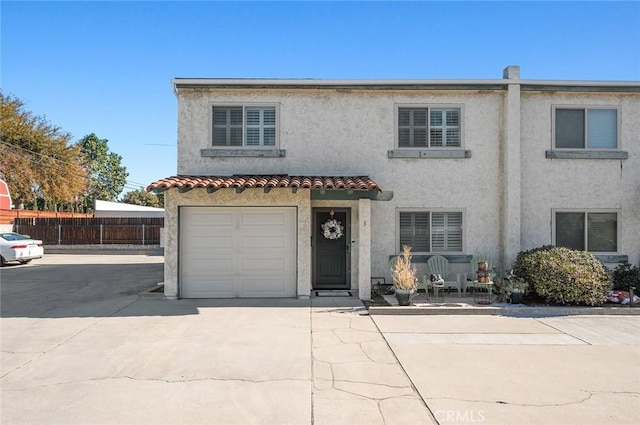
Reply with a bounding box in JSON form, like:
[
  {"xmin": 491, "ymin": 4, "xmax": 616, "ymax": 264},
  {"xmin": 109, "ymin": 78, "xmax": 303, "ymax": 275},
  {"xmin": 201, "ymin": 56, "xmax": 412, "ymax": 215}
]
[
  {"xmin": 509, "ymin": 291, "xmax": 524, "ymax": 304},
  {"xmin": 395, "ymin": 289, "xmax": 414, "ymax": 306}
]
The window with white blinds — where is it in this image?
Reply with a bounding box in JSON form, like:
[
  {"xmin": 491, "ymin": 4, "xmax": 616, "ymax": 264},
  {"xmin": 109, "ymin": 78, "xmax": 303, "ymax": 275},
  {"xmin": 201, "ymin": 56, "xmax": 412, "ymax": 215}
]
[
  {"xmin": 398, "ymin": 107, "xmax": 461, "ymax": 148},
  {"xmin": 213, "ymin": 106, "xmax": 277, "ymax": 147},
  {"xmin": 399, "ymin": 211, "xmax": 463, "ymax": 252},
  {"xmin": 555, "ymin": 211, "xmax": 618, "ymax": 253},
  {"xmin": 555, "ymin": 107, "xmax": 618, "ymax": 149}
]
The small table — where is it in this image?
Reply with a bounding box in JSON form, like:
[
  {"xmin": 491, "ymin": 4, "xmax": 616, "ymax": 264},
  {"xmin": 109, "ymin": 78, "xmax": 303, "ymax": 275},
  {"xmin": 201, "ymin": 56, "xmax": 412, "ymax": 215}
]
[
  {"xmin": 473, "ymin": 281, "xmax": 494, "ymax": 305},
  {"xmin": 427, "ymin": 282, "xmax": 445, "ymax": 303}
]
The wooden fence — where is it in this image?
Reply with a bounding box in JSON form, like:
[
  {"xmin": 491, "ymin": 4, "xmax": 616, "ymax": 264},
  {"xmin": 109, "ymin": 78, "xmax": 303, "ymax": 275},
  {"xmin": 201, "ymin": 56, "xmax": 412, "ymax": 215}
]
[
  {"xmin": 13, "ymin": 217, "xmax": 164, "ymax": 245},
  {"xmin": 0, "ymin": 209, "xmax": 93, "ymax": 225}
]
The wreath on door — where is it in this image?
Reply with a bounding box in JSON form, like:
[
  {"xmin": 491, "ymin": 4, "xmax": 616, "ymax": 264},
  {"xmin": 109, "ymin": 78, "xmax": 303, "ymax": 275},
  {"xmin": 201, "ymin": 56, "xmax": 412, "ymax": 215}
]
[{"xmin": 321, "ymin": 218, "xmax": 344, "ymax": 240}]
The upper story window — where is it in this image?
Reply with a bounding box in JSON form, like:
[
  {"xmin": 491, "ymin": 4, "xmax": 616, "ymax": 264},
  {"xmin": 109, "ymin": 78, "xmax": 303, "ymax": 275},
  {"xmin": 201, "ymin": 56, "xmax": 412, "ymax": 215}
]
[
  {"xmin": 213, "ymin": 106, "xmax": 276, "ymax": 147},
  {"xmin": 554, "ymin": 210, "xmax": 618, "ymax": 253},
  {"xmin": 554, "ymin": 107, "xmax": 618, "ymax": 149},
  {"xmin": 399, "ymin": 210, "xmax": 463, "ymax": 253},
  {"xmin": 398, "ymin": 107, "xmax": 461, "ymax": 148}
]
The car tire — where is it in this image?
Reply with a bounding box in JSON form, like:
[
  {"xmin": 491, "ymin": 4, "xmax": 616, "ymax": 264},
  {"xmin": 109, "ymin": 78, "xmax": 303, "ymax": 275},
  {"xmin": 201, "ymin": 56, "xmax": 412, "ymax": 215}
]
[
  {"xmin": 0, "ymin": 256, "xmax": 5, "ymax": 267},
  {"xmin": 18, "ymin": 259, "xmax": 32, "ymax": 264}
]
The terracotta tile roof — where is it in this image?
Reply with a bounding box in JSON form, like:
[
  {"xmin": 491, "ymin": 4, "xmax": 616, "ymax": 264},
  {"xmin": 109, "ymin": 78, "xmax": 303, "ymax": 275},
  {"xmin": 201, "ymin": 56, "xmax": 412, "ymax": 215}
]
[{"xmin": 147, "ymin": 175, "xmax": 381, "ymax": 192}]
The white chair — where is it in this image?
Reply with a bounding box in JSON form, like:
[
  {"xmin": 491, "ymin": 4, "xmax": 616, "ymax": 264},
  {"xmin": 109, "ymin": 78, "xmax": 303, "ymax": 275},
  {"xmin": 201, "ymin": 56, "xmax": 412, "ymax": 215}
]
[{"xmin": 426, "ymin": 255, "xmax": 462, "ymax": 297}]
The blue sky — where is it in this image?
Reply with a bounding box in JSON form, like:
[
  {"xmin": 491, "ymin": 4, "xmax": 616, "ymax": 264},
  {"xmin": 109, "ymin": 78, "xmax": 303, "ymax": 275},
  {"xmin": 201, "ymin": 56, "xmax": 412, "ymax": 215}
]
[{"xmin": 2, "ymin": 1, "xmax": 639, "ymax": 195}]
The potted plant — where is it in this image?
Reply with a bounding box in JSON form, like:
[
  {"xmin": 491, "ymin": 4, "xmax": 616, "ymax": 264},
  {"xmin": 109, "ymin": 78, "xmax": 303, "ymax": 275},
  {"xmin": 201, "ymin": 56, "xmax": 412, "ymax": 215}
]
[
  {"xmin": 507, "ymin": 271, "xmax": 528, "ymax": 304},
  {"xmin": 390, "ymin": 245, "xmax": 418, "ymax": 306}
]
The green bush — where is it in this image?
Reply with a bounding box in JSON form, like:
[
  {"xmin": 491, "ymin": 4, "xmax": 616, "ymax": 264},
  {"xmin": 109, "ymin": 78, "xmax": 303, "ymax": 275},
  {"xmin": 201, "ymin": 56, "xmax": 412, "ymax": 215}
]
[
  {"xmin": 612, "ymin": 262, "xmax": 640, "ymax": 291},
  {"xmin": 512, "ymin": 246, "xmax": 610, "ymax": 306}
]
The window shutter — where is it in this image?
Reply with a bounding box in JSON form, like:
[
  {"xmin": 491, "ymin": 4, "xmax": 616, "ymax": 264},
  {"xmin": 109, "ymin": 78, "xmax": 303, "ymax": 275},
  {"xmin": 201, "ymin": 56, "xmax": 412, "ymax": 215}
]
[
  {"xmin": 445, "ymin": 110, "xmax": 461, "ymax": 147},
  {"xmin": 555, "ymin": 212, "xmax": 585, "ymax": 250},
  {"xmin": 445, "ymin": 212, "xmax": 463, "ymax": 251},
  {"xmin": 587, "ymin": 109, "xmax": 617, "ymax": 149},
  {"xmin": 213, "ymin": 107, "xmax": 243, "ymax": 146},
  {"xmin": 399, "ymin": 212, "xmax": 429, "ymax": 252},
  {"xmin": 263, "ymin": 108, "xmax": 276, "ymax": 146},
  {"xmin": 429, "ymin": 110, "xmax": 444, "ymax": 147},
  {"xmin": 245, "ymin": 107, "xmax": 276, "ymax": 146},
  {"xmin": 431, "ymin": 213, "xmax": 446, "ymax": 250},
  {"xmin": 556, "ymin": 109, "xmax": 585, "ymax": 148},
  {"xmin": 432, "ymin": 212, "xmax": 462, "ymax": 252},
  {"xmin": 429, "ymin": 109, "xmax": 460, "ymax": 148},
  {"xmin": 587, "ymin": 213, "xmax": 617, "ymax": 252},
  {"xmin": 398, "ymin": 108, "xmax": 427, "ymax": 147}
]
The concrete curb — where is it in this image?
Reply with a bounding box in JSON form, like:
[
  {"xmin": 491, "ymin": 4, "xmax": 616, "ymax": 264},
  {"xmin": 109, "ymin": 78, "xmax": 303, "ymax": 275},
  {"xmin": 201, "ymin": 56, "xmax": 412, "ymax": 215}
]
[
  {"xmin": 369, "ymin": 294, "xmax": 640, "ymax": 316},
  {"xmin": 45, "ymin": 245, "xmax": 163, "ymax": 256},
  {"xmin": 369, "ymin": 304, "xmax": 640, "ymax": 316}
]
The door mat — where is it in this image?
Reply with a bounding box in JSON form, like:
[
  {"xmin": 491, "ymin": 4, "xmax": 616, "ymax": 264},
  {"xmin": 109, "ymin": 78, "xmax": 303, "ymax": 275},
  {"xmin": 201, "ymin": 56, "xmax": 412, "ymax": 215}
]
[{"xmin": 315, "ymin": 290, "xmax": 353, "ymax": 297}]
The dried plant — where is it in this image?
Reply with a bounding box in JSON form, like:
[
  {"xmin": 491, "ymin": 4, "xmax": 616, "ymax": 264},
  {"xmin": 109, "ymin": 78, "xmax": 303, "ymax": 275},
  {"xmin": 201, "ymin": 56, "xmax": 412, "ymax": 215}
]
[{"xmin": 391, "ymin": 245, "xmax": 418, "ymax": 291}]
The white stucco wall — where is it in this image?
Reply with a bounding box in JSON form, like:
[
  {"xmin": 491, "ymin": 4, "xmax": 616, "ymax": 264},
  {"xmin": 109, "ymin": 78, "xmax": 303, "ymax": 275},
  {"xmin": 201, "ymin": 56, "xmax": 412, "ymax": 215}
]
[
  {"xmin": 169, "ymin": 83, "xmax": 639, "ymax": 298},
  {"xmin": 176, "ymin": 89, "xmax": 505, "ymax": 283},
  {"xmin": 520, "ymin": 92, "xmax": 640, "ymax": 266}
]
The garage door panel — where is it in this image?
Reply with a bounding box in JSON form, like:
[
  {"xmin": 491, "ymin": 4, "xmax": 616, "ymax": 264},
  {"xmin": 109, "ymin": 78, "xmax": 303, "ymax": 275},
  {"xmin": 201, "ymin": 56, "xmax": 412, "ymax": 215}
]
[
  {"xmin": 242, "ymin": 257, "xmax": 286, "ymax": 272},
  {"xmin": 242, "ymin": 211, "xmax": 287, "ymax": 226},
  {"xmin": 181, "ymin": 272, "xmax": 235, "ymax": 297},
  {"xmin": 180, "ymin": 207, "xmax": 296, "ymax": 298},
  {"xmin": 190, "ymin": 211, "xmax": 234, "ymax": 226},
  {"xmin": 187, "ymin": 236, "xmax": 234, "ymax": 250},
  {"xmin": 241, "ymin": 276, "xmax": 294, "ymax": 295},
  {"xmin": 241, "ymin": 235, "xmax": 288, "ymax": 249}
]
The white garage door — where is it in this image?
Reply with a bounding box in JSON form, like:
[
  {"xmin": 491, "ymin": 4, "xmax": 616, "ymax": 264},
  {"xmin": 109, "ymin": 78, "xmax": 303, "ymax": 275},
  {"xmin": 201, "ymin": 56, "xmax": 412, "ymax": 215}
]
[{"xmin": 180, "ymin": 207, "xmax": 296, "ymax": 298}]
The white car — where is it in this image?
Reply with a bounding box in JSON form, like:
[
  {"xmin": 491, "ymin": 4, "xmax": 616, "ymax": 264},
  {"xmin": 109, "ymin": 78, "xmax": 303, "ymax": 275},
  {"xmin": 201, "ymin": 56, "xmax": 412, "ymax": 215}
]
[{"xmin": 0, "ymin": 232, "xmax": 44, "ymax": 266}]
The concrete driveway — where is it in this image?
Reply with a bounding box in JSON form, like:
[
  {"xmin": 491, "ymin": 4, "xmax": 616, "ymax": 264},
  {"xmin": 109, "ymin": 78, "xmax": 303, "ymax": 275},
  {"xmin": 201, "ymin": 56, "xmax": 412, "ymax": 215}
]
[
  {"xmin": 1, "ymin": 255, "xmax": 428, "ymax": 425},
  {"xmin": 2, "ymin": 254, "xmax": 639, "ymax": 425},
  {"xmin": 372, "ymin": 315, "xmax": 640, "ymax": 425}
]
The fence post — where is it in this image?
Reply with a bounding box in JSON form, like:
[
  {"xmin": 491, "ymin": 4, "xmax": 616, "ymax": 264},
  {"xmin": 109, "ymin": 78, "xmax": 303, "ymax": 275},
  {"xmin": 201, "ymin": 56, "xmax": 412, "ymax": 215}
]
[
  {"xmin": 142, "ymin": 224, "xmax": 146, "ymax": 246},
  {"xmin": 100, "ymin": 224, "xmax": 103, "ymax": 245},
  {"xmin": 58, "ymin": 224, "xmax": 62, "ymax": 245}
]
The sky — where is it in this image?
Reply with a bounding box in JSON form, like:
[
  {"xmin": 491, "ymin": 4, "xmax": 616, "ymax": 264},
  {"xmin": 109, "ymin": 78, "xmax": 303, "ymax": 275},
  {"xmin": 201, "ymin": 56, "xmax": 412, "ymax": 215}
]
[{"xmin": 2, "ymin": 1, "xmax": 639, "ymax": 196}]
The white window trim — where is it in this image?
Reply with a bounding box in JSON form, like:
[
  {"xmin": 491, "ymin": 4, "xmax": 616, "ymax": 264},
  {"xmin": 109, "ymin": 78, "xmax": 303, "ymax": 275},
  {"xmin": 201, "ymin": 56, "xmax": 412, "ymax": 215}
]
[
  {"xmin": 551, "ymin": 208, "xmax": 621, "ymax": 254},
  {"xmin": 209, "ymin": 103, "xmax": 280, "ymax": 148},
  {"xmin": 396, "ymin": 208, "xmax": 466, "ymax": 254},
  {"xmin": 551, "ymin": 105, "xmax": 621, "ymax": 151},
  {"xmin": 395, "ymin": 104, "xmax": 465, "ymax": 149}
]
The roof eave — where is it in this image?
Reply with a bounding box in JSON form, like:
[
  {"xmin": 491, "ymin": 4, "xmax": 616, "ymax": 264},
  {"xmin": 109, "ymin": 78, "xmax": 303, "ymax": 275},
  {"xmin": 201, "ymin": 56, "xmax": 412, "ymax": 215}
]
[{"xmin": 172, "ymin": 78, "xmax": 640, "ymax": 93}]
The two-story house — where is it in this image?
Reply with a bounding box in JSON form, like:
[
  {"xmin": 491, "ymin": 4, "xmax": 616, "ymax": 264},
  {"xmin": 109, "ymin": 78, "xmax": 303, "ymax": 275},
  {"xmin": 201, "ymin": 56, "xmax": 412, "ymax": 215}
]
[{"xmin": 147, "ymin": 66, "xmax": 640, "ymax": 301}]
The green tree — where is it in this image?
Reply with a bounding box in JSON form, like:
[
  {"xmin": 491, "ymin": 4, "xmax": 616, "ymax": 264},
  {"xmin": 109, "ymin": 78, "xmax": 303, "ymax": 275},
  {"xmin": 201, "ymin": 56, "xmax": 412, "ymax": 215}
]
[
  {"xmin": 121, "ymin": 188, "xmax": 163, "ymax": 207},
  {"xmin": 0, "ymin": 92, "xmax": 87, "ymax": 209},
  {"xmin": 77, "ymin": 133, "xmax": 128, "ymax": 210}
]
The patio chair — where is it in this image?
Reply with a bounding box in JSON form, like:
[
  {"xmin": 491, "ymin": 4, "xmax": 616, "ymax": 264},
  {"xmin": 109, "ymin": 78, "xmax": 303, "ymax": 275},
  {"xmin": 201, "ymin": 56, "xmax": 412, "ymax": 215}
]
[{"xmin": 426, "ymin": 255, "xmax": 462, "ymax": 297}]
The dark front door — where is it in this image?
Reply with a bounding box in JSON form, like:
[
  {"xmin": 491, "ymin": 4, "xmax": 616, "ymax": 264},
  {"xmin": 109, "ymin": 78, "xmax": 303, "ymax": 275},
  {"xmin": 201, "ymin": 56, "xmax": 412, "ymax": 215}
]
[{"xmin": 313, "ymin": 208, "xmax": 350, "ymax": 289}]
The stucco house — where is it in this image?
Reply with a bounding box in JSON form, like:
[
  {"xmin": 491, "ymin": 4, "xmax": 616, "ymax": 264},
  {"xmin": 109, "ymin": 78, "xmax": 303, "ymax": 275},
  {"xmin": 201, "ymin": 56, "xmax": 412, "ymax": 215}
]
[{"xmin": 147, "ymin": 66, "xmax": 640, "ymax": 301}]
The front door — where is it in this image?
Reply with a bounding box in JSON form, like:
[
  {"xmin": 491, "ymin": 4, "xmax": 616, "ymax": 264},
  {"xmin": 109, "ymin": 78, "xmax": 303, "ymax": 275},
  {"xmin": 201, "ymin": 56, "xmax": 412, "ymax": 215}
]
[{"xmin": 313, "ymin": 208, "xmax": 350, "ymax": 289}]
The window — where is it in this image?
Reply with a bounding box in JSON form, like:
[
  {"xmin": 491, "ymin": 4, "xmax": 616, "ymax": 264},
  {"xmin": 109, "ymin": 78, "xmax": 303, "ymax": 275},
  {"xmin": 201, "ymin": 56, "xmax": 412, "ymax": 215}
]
[
  {"xmin": 213, "ymin": 106, "xmax": 276, "ymax": 147},
  {"xmin": 555, "ymin": 211, "xmax": 618, "ymax": 253},
  {"xmin": 399, "ymin": 211, "xmax": 463, "ymax": 252},
  {"xmin": 554, "ymin": 107, "xmax": 618, "ymax": 149},
  {"xmin": 398, "ymin": 107, "xmax": 461, "ymax": 148}
]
